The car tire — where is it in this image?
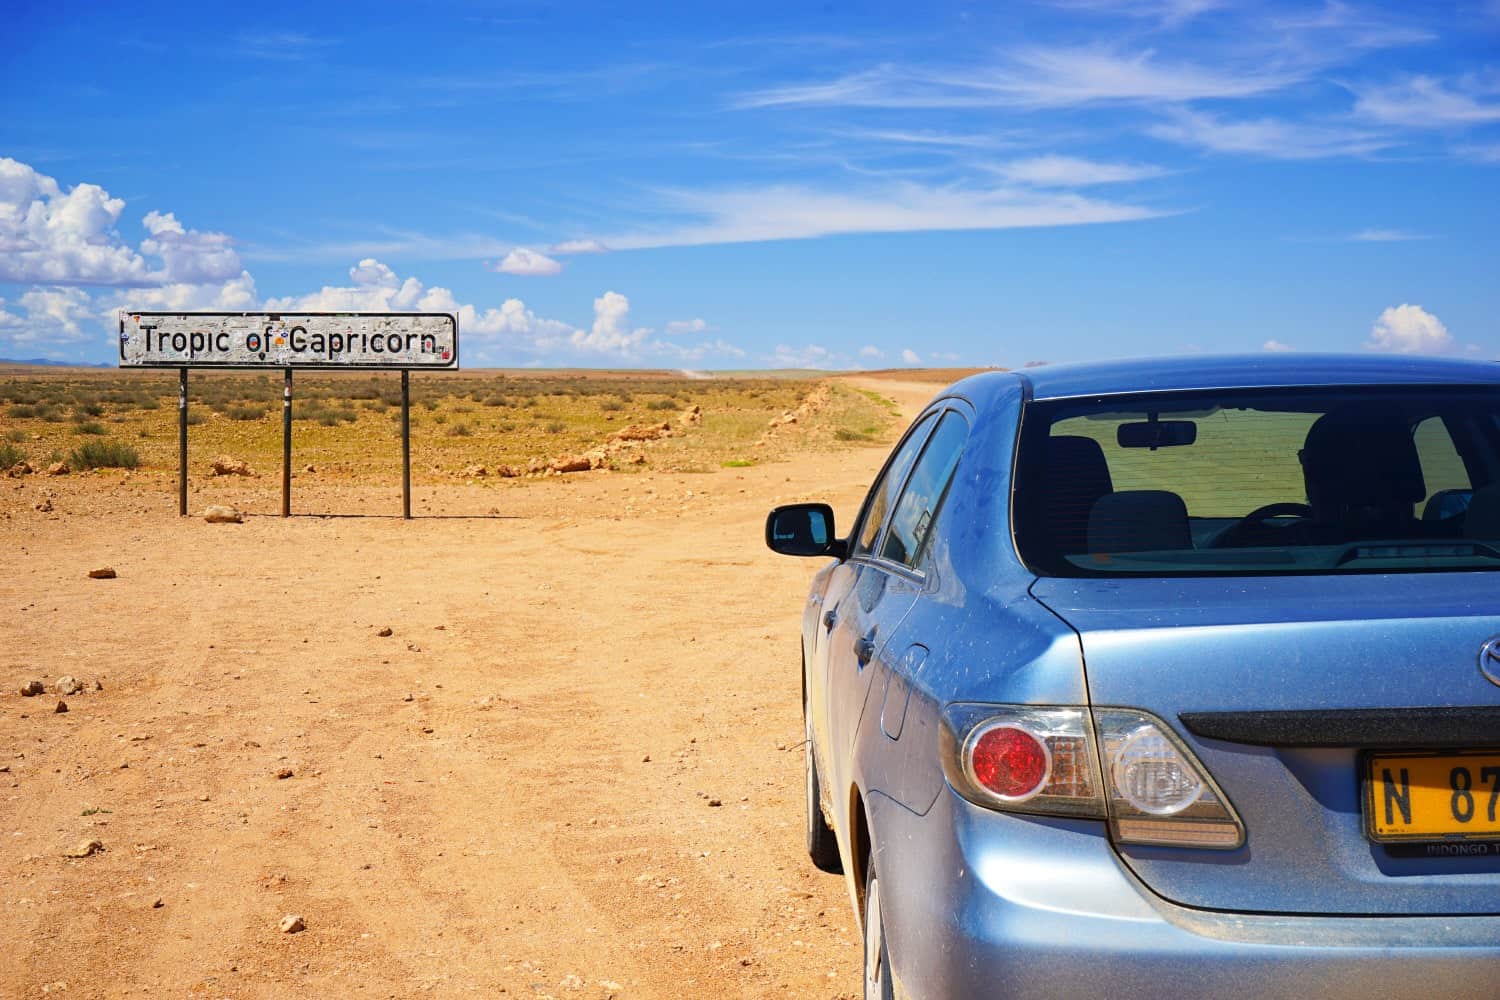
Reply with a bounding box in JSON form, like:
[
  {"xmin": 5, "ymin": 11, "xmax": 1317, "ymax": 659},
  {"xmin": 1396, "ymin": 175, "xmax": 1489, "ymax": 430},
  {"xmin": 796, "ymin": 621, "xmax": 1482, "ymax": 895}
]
[
  {"xmin": 805, "ymin": 704, "xmax": 843, "ymax": 874},
  {"xmin": 863, "ymin": 860, "xmax": 895, "ymax": 1000}
]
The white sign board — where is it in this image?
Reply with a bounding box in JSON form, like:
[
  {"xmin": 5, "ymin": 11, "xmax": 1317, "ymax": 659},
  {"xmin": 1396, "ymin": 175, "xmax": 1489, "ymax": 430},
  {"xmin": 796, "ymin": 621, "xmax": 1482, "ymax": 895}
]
[{"xmin": 118, "ymin": 312, "xmax": 458, "ymax": 369}]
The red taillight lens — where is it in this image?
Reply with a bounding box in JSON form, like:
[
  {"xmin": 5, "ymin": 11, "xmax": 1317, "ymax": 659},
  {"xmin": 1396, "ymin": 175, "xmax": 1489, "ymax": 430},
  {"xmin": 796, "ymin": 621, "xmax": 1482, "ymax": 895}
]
[{"xmin": 967, "ymin": 724, "xmax": 1051, "ymax": 801}]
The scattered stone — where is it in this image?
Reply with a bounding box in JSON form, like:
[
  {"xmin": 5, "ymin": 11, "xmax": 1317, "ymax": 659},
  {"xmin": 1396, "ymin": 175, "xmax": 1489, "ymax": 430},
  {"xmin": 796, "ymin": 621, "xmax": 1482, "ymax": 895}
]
[
  {"xmin": 405, "ymin": 642, "xmax": 421, "ymax": 653},
  {"xmin": 600, "ymin": 981, "xmax": 623, "ymax": 994},
  {"xmin": 46, "ymin": 461, "xmax": 69, "ymax": 476},
  {"xmin": 376, "ymin": 627, "xmax": 393, "ymax": 637},
  {"xmin": 55, "ymin": 676, "xmax": 84, "ymax": 695},
  {"xmin": 152, "ymin": 898, "xmax": 164, "ymax": 909},
  {"xmin": 93, "ymin": 680, "xmax": 103, "ymax": 691},
  {"xmin": 679, "ymin": 404, "xmax": 702, "ymax": 427},
  {"xmin": 7, "ymin": 460, "xmax": 32, "ymax": 477},
  {"xmin": 641, "ymin": 754, "xmax": 651, "ymax": 763},
  {"xmin": 403, "ymin": 693, "xmax": 414, "ymax": 702},
  {"xmin": 33, "ymin": 497, "xmax": 53, "ymax": 512},
  {"xmin": 88, "ymin": 567, "xmax": 117, "ymax": 580},
  {"xmin": 203, "ymin": 504, "xmax": 244, "ymax": 524},
  {"xmin": 63, "ymin": 839, "xmax": 103, "ymax": 858},
  {"xmin": 279, "ymin": 914, "xmax": 306, "ymax": 934},
  {"xmin": 707, "ymin": 798, "xmax": 722, "ymax": 807},
  {"xmin": 54, "ymin": 700, "xmax": 68, "ymax": 714},
  {"xmin": 461, "ymin": 464, "xmax": 488, "ymax": 478},
  {"xmin": 275, "ymin": 768, "xmax": 294, "ymax": 780},
  {"xmin": 550, "ymin": 455, "xmax": 592, "ymax": 474},
  {"xmin": 19, "ymin": 680, "xmax": 44, "ymax": 697},
  {"xmin": 210, "ymin": 455, "xmax": 253, "ymax": 477},
  {"xmin": 304, "ymin": 464, "xmax": 316, "ymax": 473},
  {"xmin": 496, "ymin": 464, "xmax": 524, "ymax": 478}
]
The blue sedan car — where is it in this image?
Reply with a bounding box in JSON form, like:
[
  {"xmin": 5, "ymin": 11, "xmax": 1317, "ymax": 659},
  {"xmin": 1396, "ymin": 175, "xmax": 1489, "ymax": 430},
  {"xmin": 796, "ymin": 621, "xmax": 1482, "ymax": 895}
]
[{"xmin": 766, "ymin": 355, "xmax": 1500, "ymax": 999}]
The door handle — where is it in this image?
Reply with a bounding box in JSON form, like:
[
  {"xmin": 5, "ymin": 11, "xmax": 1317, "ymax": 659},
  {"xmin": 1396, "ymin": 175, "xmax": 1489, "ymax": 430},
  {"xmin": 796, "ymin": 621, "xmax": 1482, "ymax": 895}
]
[
  {"xmin": 854, "ymin": 627, "xmax": 878, "ymax": 666},
  {"xmin": 823, "ymin": 608, "xmax": 839, "ymax": 630}
]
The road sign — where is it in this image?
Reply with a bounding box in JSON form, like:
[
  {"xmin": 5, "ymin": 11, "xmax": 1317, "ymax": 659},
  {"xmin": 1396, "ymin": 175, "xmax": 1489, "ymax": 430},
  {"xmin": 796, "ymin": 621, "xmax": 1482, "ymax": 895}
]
[{"xmin": 118, "ymin": 311, "xmax": 457, "ymax": 369}]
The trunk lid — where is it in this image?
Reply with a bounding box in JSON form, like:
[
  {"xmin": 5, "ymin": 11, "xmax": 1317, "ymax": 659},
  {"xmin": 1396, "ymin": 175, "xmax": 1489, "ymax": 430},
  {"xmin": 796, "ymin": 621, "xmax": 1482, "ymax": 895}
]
[{"xmin": 1032, "ymin": 572, "xmax": 1500, "ymax": 915}]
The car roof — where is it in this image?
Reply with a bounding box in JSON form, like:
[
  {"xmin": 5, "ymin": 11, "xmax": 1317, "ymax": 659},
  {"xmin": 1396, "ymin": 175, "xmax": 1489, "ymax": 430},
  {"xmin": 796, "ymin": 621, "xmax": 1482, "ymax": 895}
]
[{"xmin": 953, "ymin": 353, "xmax": 1500, "ymax": 403}]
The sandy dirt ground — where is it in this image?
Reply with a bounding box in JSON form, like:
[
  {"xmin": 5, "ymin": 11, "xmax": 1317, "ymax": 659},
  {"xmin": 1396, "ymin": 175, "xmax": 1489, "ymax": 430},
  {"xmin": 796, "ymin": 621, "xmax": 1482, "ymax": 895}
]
[{"xmin": 0, "ymin": 378, "xmax": 940, "ymax": 999}]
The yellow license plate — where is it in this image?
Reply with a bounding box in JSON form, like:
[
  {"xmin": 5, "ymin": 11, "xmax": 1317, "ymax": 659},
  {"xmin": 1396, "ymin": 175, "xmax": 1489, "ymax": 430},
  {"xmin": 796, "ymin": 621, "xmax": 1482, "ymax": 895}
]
[{"xmin": 1366, "ymin": 751, "xmax": 1500, "ymax": 842}]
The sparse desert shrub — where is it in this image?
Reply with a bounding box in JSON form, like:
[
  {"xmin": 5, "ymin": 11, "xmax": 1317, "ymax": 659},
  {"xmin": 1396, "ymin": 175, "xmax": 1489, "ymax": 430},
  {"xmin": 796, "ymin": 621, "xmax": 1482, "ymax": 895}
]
[
  {"xmin": 600, "ymin": 399, "xmax": 624, "ymax": 412},
  {"xmin": 185, "ymin": 410, "xmax": 207, "ymax": 425},
  {"xmin": 39, "ymin": 405, "xmax": 66, "ymax": 423},
  {"xmin": 78, "ymin": 401, "xmax": 105, "ymax": 417},
  {"xmin": 75, "ymin": 420, "xmax": 107, "ymax": 435},
  {"xmin": 449, "ymin": 423, "xmax": 473, "ymax": 437},
  {"xmin": 225, "ymin": 404, "xmax": 267, "ymax": 421},
  {"xmin": 0, "ymin": 442, "xmax": 26, "ymax": 467},
  {"xmin": 835, "ymin": 428, "xmax": 874, "ymax": 442},
  {"xmin": 433, "ymin": 413, "xmax": 448, "ymax": 425},
  {"xmin": 544, "ymin": 420, "xmax": 566, "ymax": 434},
  {"xmin": 9, "ymin": 403, "xmax": 39, "ymax": 418},
  {"xmin": 136, "ymin": 396, "xmax": 160, "ymax": 410},
  {"xmin": 483, "ymin": 394, "xmax": 509, "ymax": 407},
  {"xmin": 646, "ymin": 399, "xmax": 676, "ymax": 411},
  {"xmin": 70, "ymin": 439, "xmax": 140, "ymax": 469},
  {"xmin": 4, "ymin": 428, "xmax": 27, "ymax": 443}
]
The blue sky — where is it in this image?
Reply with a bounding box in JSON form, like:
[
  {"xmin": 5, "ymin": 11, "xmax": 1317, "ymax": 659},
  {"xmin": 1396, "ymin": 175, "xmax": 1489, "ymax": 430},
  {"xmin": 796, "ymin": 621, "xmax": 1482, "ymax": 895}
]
[{"xmin": 2, "ymin": 0, "xmax": 1498, "ymax": 368}]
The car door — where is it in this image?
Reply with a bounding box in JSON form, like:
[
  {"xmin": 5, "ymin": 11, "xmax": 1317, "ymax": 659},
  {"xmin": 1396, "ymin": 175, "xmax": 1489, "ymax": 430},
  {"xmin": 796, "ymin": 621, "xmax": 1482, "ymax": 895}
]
[{"xmin": 820, "ymin": 409, "xmax": 948, "ymax": 837}]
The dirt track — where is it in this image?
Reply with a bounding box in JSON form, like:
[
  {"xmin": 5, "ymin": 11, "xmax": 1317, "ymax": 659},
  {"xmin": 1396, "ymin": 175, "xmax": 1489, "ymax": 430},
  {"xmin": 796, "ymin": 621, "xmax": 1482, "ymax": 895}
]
[{"xmin": 0, "ymin": 378, "xmax": 938, "ymax": 998}]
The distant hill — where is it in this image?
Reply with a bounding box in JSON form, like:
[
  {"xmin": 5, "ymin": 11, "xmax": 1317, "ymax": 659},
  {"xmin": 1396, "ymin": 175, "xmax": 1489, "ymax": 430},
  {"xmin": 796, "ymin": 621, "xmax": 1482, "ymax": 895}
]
[{"xmin": 0, "ymin": 357, "xmax": 111, "ymax": 368}]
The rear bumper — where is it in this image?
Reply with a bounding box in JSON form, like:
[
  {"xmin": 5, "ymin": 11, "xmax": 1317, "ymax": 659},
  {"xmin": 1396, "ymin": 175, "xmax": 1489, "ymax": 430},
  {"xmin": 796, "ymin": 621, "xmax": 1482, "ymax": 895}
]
[{"xmin": 868, "ymin": 787, "xmax": 1500, "ymax": 1000}]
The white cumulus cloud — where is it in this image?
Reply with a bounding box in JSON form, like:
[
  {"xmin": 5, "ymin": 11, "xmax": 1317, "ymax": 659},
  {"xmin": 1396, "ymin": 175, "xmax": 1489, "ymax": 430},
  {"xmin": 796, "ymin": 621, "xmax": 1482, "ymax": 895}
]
[
  {"xmin": 1262, "ymin": 339, "xmax": 1295, "ymax": 352},
  {"xmin": 1366, "ymin": 304, "xmax": 1454, "ymax": 355},
  {"xmin": 901, "ymin": 348, "xmax": 922, "ymax": 365},
  {"xmin": 859, "ymin": 345, "xmax": 885, "ymax": 360},
  {"xmin": 571, "ymin": 290, "xmax": 651, "ymax": 353},
  {"xmin": 492, "ymin": 247, "xmax": 563, "ymax": 277}
]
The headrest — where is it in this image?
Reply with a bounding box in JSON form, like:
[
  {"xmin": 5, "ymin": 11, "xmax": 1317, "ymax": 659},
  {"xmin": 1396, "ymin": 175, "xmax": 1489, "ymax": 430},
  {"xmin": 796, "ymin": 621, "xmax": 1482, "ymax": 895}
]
[
  {"xmin": 1041, "ymin": 435, "xmax": 1113, "ymax": 555},
  {"xmin": 1300, "ymin": 405, "xmax": 1425, "ymax": 521},
  {"xmin": 1088, "ymin": 490, "xmax": 1191, "ymax": 554}
]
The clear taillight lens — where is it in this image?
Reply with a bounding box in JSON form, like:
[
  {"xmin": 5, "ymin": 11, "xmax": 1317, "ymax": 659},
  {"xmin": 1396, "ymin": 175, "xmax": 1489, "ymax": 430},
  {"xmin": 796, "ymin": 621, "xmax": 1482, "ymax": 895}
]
[
  {"xmin": 1094, "ymin": 708, "xmax": 1244, "ymax": 849},
  {"xmin": 941, "ymin": 705, "xmax": 1104, "ymax": 818}
]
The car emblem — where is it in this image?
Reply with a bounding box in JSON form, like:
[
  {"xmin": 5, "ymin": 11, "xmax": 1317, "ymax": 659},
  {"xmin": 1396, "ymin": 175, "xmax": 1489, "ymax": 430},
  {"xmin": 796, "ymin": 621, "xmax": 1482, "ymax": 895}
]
[{"xmin": 1481, "ymin": 637, "xmax": 1500, "ymax": 689}]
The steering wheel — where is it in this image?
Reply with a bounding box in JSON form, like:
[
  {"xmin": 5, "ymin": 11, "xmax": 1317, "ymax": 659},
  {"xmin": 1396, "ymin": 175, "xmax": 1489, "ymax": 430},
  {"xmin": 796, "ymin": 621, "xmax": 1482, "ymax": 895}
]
[{"xmin": 1213, "ymin": 502, "xmax": 1313, "ymax": 548}]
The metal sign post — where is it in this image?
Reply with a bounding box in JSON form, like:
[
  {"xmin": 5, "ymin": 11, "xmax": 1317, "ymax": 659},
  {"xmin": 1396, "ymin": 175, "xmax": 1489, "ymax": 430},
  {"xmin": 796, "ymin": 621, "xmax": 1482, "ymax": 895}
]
[
  {"xmin": 178, "ymin": 368, "xmax": 188, "ymax": 516},
  {"xmin": 282, "ymin": 369, "xmax": 293, "ymax": 518},
  {"xmin": 401, "ymin": 370, "xmax": 411, "ymax": 520},
  {"xmin": 118, "ymin": 312, "xmax": 458, "ymax": 518}
]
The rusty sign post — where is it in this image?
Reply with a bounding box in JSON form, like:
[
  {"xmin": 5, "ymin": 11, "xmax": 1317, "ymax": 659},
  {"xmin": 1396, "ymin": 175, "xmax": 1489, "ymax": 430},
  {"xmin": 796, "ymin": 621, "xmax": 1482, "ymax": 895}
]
[{"xmin": 119, "ymin": 312, "xmax": 458, "ymax": 519}]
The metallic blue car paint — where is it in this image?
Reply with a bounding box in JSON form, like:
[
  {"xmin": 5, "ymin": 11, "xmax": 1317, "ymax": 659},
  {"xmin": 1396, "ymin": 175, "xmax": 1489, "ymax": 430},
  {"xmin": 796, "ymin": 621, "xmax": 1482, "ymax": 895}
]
[
  {"xmin": 1031, "ymin": 573, "xmax": 1500, "ymax": 914},
  {"xmin": 868, "ymin": 787, "xmax": 1500, "ymax": 1000},
  {"xmin": 790, "ymin": 357, "xmax": 1500, "ymax": 994},
  {"xmin": 1015, "ymin": 352, "xmax": 1500, "ymax": 401}
]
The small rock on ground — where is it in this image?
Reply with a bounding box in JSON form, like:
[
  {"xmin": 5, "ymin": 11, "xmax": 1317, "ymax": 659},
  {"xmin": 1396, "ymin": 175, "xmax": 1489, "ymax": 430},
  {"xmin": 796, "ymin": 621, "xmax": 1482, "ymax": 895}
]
[
  {"xmin": 55, "ymin": 676, "xmax": 84, "ymax": 695},
  {"xmin": 88, "ymin": 567, "xmax": 117, "ymax": 579},
  {"xmin": 19, "ymin": 679, "xmax": 45, "ymax": 697},
  {"xmin": 203, "ymin": 505, "xmax": 244, "ymax": 524},
  {"xmin": 376, "ymin": 626, "xmax": 393, "ymax": 637},
  {"xmin": 54, "ymin": 700, "xmax": 68, "ymax": 714},
  {"xmin": 279, "ymin": 914, "xmax": 306, "ymax": 933},
  {"xmin": 63, "ymin": 839, "xmax": 103, "ymax": 858}
]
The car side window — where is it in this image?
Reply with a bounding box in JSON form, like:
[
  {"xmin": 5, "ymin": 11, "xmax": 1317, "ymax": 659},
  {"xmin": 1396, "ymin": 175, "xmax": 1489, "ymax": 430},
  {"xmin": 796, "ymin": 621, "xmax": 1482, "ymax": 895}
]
[
  {"xmin": 1412, "ymin": 416, "xmax": 1471, "ymax": 502},
  {"xmin": 881, "ymin": 410, "xmax": 969, "ymax": 567},
  {"xmin": 852, "ymin": 412, "xmax": 938, "ymax": 558}
]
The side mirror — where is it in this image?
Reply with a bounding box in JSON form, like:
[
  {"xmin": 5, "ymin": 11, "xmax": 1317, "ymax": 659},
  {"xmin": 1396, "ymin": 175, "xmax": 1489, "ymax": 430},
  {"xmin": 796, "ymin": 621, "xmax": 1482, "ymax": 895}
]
[{"xmin": 766, "ymin": 503, "xmax": 846, "ymax": 558}]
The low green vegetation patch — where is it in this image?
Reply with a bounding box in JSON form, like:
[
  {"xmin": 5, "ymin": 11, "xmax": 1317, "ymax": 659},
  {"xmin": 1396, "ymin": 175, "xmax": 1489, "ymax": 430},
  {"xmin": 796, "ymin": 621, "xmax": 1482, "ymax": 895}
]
[{"xmin": 69, "ymin": 438, "xmax": 141, "ymax": 470}]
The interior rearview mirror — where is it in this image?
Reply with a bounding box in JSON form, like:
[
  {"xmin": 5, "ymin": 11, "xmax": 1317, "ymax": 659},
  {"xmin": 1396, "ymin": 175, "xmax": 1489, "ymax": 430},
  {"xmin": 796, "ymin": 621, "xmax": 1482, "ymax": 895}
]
[
  {"xmin": 765, "ymin": 503, "xmax": 844, "ymax": 558},
  {"xmin": 1117, "ymin": 420, "xmax": 1197, "ymax": 450}
]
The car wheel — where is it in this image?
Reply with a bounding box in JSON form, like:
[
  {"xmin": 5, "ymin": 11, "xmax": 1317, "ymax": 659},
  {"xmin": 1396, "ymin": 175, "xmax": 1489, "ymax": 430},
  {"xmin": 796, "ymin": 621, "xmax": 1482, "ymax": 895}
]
[
  {"xmin": 805, "ymin": 706, "xmax": 843, "ymax": 874},
  {"xmin": 863, "ymin": 861, "xmax": 894, "ymax": 1000}
]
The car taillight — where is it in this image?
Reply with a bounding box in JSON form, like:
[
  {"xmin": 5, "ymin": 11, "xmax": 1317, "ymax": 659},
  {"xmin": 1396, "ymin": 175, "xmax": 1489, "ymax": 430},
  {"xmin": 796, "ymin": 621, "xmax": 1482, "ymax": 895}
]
[
  {"xmin": 967, "ymin": 724, "xmax": 1051, "ymax": 801},
  {"xmin": 942, "ymin": 705, "xmax": 1104, "ymax": 818},
  {"xmin": 941, "ymin": 703, "xmax": 1244, "ymax": 849},
  {"xmin": 1093, "ymin": 709, "xmax": 1243, "ymax": 849}
]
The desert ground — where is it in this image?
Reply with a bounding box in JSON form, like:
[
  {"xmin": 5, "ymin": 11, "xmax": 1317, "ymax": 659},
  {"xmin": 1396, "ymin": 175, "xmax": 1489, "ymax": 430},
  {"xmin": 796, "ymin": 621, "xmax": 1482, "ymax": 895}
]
[{"xmin": 0, "ymin": 369, "xmax": 953, "ymax": 999}]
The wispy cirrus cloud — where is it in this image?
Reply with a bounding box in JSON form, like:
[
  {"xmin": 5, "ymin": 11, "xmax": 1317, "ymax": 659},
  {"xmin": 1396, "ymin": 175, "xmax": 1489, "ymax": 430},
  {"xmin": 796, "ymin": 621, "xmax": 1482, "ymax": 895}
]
[
  {"xmin": 1351, "ymin": 74, "xmax": 1500, "ymax": 128},
  {"xmin": 983, "ymin": 155, "xmax": 1169, "ymax": 186},
  {"xmin": 1147, "ymin": 109, "xmax": 1390, "ymax": 159},
  {"xmin": 737, "ymin": 46, "xmax": 1306, "ymax": 111},
  {"xmin": 599, "ymin": 180, "xmax": 1165, "ymax": 250},
  {"xmin": 1350, "ymin": 228, "xmax": 1430, "ymax": 242}
]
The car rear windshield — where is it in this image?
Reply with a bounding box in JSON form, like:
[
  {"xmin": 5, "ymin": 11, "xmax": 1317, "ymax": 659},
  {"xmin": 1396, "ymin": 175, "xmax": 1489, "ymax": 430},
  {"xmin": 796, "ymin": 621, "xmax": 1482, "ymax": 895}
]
[{"xmin": 1013, "ymin": 386, "xmax": 1500, "ymax": 577}]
